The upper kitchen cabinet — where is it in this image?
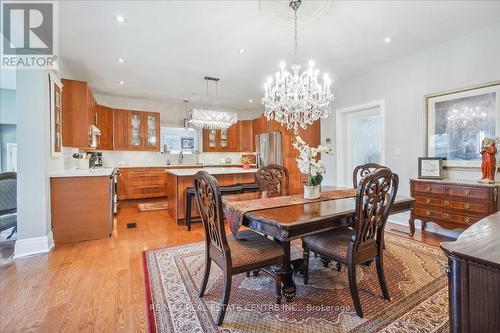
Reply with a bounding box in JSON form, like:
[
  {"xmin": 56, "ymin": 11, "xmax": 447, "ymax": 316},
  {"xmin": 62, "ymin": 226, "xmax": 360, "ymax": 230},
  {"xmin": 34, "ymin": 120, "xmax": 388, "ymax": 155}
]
[
  {"xmin": 202, "ymin": 122, "xmax": 241, "ymax": 152},
  {"xmin": 62, "ymin": 79, "xmax": 98, "ymax": 148},
  {"xmin": 113, "ymin": 109, "xmax": 160, "ymax": 151},
  {"xmin": 239, "ymin": 120, "xmax": 254, "ymax": 152},
  {"xmin": 96, "ymin": 105, "xmax": 113, "ymax": 150},
  {"xmin": 113, "ymin": 109, "xmax": 129, "ymax": 150}
]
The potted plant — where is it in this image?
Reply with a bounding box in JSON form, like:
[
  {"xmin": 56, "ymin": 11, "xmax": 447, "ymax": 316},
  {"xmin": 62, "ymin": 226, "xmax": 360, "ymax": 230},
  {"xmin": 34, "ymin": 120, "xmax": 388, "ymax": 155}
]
[
  {"xmin": 241, "ymin": 156, "xmax": 251, "ymax": 169},
  {"xmin": 293, "ymin": 136, "xmax": 333, "ymax": 199}
]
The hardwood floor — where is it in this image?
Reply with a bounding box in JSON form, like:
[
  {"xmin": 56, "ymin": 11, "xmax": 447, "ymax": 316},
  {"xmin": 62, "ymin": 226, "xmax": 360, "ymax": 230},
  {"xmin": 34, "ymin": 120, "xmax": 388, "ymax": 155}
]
[{"xmin": 0, "ymin": 200, "xmax": 453, "ymax": 332}]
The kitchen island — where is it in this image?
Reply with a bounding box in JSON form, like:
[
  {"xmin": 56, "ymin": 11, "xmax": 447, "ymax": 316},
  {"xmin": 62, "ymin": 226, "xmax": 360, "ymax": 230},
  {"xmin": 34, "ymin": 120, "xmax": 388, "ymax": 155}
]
[{"xmin": 166, "ymin": 167, "xmax": 257, "ymax": 224}]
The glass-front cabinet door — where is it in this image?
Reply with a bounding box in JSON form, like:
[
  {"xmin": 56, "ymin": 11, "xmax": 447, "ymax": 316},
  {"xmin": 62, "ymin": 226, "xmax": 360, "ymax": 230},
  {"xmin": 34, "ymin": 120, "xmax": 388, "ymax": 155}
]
[
  {"xmin": 129, "ymin": 111, "xmax": 142, "ymax": 148},
  {"xmin": 144, "ymin": 113, "xmax": 159, "ymax": 149},
  {"xmin": 208, "ymin": 129, "xmax": 217, "ymax": 149},
  {"xmin": 220, "ymin": 129, "xmax": 228, "ymax": 150}
]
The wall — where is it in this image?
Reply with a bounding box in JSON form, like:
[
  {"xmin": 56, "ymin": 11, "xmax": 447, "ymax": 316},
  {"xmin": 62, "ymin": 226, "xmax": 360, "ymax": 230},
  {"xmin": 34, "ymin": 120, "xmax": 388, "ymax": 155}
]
[
  {"xmin": 321, "ymin": 22, "xmax": 500, "ymax": 237},
  {"xmin": 0, "ymin": 89, "xmax": 16, "ymax": 124}
]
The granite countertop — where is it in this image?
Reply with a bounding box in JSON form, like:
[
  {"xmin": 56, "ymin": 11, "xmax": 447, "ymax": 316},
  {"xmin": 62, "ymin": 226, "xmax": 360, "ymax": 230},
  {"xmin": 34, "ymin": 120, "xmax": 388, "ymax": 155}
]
[
  {"xmin": 50, "ymin": 167, "xmax": 116, "ymax": 178},
  {"xmin": 166, "ymin": 167, "xmax": 257, "ymax": 176}
]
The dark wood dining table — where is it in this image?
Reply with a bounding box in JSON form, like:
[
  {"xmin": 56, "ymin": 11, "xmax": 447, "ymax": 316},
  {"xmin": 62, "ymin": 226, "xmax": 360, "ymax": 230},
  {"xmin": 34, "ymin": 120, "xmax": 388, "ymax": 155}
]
[{"xmin": 223, "ymin": 188, "xmax": 415, "ymax": 301}]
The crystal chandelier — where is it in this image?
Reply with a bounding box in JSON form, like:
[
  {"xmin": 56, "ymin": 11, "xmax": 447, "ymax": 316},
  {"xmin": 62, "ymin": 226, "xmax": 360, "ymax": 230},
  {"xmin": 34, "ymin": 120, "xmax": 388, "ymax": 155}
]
[
  {"xmin": 186, "ymin": 76, "xmax": 237, "ymax": 130},
  {"xmin": 262, "ymin": 0, "xmax": 334, "ymax": 133},
  {"xmin": 188, "ymin": 108, "xmax": 237, "ymax": 129}
]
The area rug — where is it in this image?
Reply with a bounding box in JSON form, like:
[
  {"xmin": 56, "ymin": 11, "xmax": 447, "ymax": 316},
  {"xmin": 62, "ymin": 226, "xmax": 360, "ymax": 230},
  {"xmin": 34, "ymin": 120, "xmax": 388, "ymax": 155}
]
[
  {"xmin": 138, "ymin": 201, "xmax": 168, "ymax": 212},
  {"xmin": 143, "ymin": 234, "xmax": 449, "ymax": 333}
]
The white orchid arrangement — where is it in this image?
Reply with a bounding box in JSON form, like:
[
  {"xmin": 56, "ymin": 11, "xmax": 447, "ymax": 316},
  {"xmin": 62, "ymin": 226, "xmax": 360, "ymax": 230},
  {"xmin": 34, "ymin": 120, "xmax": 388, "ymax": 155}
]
[{"xmin": 293, "ymin": 136, "xmax": 333, "ymax": 186}]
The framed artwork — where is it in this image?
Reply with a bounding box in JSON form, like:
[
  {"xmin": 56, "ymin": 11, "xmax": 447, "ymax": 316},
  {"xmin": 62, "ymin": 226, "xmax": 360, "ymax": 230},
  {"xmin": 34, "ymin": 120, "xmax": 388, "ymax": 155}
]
[
  {"xmin": 425, "ymin": 81, "xmax": 500, "ymax": 168},
  {"xmin": 181, "ymin": 137, "xmax": 194, "ymax": 150},
  {"xmin": 49, "ymin": 73, "xmax": 63, "ymax": 157},
  {"xmin": 418, "ymin": 157, "xmax": 444, "ymax": 179}
]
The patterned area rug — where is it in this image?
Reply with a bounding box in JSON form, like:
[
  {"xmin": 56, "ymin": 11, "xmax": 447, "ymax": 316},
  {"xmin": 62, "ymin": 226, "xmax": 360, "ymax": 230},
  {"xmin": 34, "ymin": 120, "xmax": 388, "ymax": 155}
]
[
  {"xmin": 138, "ymin": 201, "xmax": 168, "ymax": 212},
  {"xmin": 143, "ymin": 234, "xmax": 449, "ymax": 332}
]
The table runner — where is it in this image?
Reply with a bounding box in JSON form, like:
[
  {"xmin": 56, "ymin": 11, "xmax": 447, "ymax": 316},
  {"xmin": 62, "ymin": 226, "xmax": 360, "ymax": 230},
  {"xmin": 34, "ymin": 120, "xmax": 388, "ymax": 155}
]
[{"xmin": 223, "ymin": 189, "xmax": 357, "ymax": 237}]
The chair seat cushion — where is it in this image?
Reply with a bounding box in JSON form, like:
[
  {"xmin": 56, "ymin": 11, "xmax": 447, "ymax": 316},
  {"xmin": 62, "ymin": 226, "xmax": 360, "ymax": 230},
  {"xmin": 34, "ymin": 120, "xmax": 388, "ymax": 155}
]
[
  {"xmin": 302, "ymin": 227, "xmax": 354, "ymax": 262},
  {"xmin": 228, "ymin": 230, "xmax": 283, "ymax": 268},
  {"xmin": 0, "ymin": 213, "xmax": 17, "ymax": 231}
]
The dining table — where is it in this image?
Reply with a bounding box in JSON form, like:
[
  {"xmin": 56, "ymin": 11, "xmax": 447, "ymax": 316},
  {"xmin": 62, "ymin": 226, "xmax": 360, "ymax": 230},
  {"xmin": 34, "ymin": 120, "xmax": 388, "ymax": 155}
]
[{"xmin": 222, "ymin": 186, "xmax": 415, "ymax": 301}]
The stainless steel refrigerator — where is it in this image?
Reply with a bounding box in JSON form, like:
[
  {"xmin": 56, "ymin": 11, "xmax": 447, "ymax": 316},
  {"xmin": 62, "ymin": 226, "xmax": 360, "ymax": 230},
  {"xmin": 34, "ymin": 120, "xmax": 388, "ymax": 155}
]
[{"xmin": 255, "ymin": 132, "xmax": 282, "ymax": 167}]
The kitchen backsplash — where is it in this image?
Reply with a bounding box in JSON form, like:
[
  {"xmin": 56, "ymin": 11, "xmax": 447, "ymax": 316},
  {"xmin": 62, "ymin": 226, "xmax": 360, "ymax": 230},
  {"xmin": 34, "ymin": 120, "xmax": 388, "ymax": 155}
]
[{"xmin": 81, "ymin": 150, "xmax": 249, "ymax": 168}]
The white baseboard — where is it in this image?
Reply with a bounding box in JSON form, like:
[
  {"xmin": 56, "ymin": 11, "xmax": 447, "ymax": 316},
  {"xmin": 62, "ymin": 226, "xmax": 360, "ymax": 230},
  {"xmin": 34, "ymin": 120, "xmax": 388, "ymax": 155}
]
[{"xmin": 12, "ymin": 231, "xmax": 55, "ymax": 258}]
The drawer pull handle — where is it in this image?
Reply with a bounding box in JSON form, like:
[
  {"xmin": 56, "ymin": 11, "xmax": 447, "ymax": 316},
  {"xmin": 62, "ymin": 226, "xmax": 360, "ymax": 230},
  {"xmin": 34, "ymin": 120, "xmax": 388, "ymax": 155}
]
[
  {"xmin": 464, "ymin": 190, "xmax": 471, "ymax": 196},
  {"xmin": 425, "ymin": 198, "xmax": 431, "ymax": 204},
  {"xmin": 425, "ymin": 210, "xmax": 431, "ymax": 216},
  {"xmin": 443, "ymin": 213, "xmax": 450, "ymax": 219},
  {"xmin": 443, "ymin": 200, "xmax": 449, "ymax": 206},
  {"xmin": 464, "ymin": 217, "xmax": 471, "ymax": 223},
  {"xmin": 464, "ymin": 203, "xmax": 471, "ymax": 209},
  {"xmin": 425, "ymin": 185, "xmax": 432, "ymax": 192}
]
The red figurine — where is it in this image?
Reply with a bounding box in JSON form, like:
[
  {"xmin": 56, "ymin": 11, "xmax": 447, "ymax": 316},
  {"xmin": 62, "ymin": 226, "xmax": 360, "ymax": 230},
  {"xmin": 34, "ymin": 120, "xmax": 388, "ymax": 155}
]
[{"xmin": 480, "ymin": 138, "xmax": 497, "ymax": 183}]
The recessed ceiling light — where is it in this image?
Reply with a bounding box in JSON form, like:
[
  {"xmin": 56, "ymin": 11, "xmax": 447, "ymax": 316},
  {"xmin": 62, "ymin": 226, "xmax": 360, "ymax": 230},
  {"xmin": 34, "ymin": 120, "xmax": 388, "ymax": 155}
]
[
  {"xmin": 384, "ymin": 37, "xmax": 393, "ymax": 44},
  {"xmin": 249, "ymin": 99, "xmax": 253, "ymax": 103},
  {"xmin": 119, "ymin": 81, "xmax": 124, "ymax": 85},
  {"xmin": 239, "ymin": 49, "xmax": 245, "ymax": 54},
  {"xmin": 117, "ymin": 58, "xmax": 125, "ymax": 63},
  {"xmin": 115, "ymin": 15, "xmax": 126, "ymax": 23}
]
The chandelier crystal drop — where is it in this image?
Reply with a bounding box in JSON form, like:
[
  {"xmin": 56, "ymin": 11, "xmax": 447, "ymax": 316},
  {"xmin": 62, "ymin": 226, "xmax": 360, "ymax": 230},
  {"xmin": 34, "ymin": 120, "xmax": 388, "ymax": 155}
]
[{"xmin": 262, "ymin": 0, "xmax": 334, "ymax": 134}]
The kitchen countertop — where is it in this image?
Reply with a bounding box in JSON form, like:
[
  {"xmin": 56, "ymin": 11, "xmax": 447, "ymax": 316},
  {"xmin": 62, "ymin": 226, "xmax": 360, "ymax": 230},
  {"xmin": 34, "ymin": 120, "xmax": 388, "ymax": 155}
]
[
  {"xmin": 166, "ymin": 167, "xmax": 257, "ymax": 176},
  {"xmin": 50, "ymin": 168, "xmax": 116, "ymax": 178},
  {"xmin": 116, "ymin": 164, "xmax": 256, "ymax": 169}
]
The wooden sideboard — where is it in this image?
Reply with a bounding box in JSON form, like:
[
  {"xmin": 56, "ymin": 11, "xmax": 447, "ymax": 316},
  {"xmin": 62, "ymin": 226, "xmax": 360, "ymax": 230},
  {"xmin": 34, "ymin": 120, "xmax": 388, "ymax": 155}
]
[
  {"xmin": 409, "ymin": 179, "xmax": 500, "ymax": 235},
  {"xmin": 441, "ymin": 212, "xmax": 500, "ymax": 333}
]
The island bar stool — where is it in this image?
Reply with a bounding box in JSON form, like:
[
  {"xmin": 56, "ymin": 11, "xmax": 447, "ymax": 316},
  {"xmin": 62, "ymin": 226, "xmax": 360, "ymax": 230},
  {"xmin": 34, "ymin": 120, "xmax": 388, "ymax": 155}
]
[{"xmin": 186, "ymin": 184, "xmax": 244, "ymax": 231}]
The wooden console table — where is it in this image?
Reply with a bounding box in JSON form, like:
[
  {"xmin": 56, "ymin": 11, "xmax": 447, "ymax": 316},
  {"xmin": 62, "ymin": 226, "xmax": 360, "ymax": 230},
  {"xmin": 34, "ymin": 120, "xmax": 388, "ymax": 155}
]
[
  {"xmin": 441, "ymin": 212, "xmax": 500, "ymax": 333},
  {"xmin": 409, "ymin": 179, "xmax": 500, "ymax": 235}
]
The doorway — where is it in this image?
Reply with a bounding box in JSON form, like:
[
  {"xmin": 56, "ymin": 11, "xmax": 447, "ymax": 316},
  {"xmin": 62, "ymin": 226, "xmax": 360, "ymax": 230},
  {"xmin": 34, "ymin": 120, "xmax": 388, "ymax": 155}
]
[{"xmin": 336, "ymin": 100, "xmax": 385, "ymax": 186}]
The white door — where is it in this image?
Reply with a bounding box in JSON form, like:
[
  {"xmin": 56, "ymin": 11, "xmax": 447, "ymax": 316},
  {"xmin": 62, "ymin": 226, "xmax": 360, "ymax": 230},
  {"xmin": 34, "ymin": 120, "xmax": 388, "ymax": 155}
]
[{"xmin": 336, "ymin": 101, "xmax": 385, "ymax": 186}]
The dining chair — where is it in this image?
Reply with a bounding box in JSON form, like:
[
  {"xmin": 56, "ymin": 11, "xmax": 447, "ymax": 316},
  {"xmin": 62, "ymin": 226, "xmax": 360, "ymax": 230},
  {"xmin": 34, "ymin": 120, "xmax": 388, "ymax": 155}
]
[
  {"xmin": 255, "ymin": 164, "xmax": 289, "ymax": 195},
  {"xmin": 353, "ymin": 163, "xmax": 384, "ymax": 188},
  {"xmin": 302, "ymin": 168, "xmax": 399, "ymax": 317},
  {"xmin": 0, "ymin": 172, "xmax": 17, "ymax": 239},
  {"xmin": 193, "ymin": 171, "xmax": 284, "ymax": 326}
]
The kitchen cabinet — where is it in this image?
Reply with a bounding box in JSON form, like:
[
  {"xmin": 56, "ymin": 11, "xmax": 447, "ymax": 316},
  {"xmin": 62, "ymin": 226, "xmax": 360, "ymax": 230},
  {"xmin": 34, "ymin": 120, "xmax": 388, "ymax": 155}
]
[
  {"xmin": 202, "ymin": 122, "xmax": 241, "ymax": 152},
  {"xmin": 96, "ymin": 105, "xmax": 113, "ymax": 150},
  {"xmin": 51, "ymin": 175, "xmax": 113, "ymax": 243},
  {"xmin": 118, "ymin": 167, "xmax": 166, "ymax": 199},
  {"xmin": 112, "ymin": 109, "xmax": 160, "ymax": 151},
  {"xmin": 128, "ymin": 111, "xmax": 160, "ymax": 151},
  {"xmin": 239, "ymin": 120, "xmax": 254, "ymax": 152},
  {"xmin": 113, "ymin": 109, "xmax": 129, "ymax": 150},
  {"xmin": 61, "ymin": 79, "xmax": 98, "ymax": 148}
]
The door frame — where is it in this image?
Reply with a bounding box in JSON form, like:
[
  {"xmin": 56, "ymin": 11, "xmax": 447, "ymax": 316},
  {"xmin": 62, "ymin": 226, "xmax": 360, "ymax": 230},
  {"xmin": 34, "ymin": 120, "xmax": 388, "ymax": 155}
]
[{"xmin": 335, "ymin": 99, "xmax": 386, "ymax": 187}]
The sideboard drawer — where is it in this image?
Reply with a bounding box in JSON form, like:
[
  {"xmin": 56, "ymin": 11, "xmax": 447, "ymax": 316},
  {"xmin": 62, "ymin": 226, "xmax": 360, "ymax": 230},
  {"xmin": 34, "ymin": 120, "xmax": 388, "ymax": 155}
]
[
  {"xmin": 449, "ymin": 213, "xmax": 479, "ymax": 226},
  {"xmin": 414, "ymin": 207, "xmax": 445, "ymax": 220},
  {"xmin": 447, "ymin": 200, "xmax": 488, "ymax": 214},
  {"xmin": 448, "ymin": 186, "xmax": 489, "ymax": 200},
  {"xmin": 415, "ymin": 196, "xmax": 444, "ymax": 207},
  {"xmin": 413, "ymin": 183, "xmax": 445, "ymax": 195}
]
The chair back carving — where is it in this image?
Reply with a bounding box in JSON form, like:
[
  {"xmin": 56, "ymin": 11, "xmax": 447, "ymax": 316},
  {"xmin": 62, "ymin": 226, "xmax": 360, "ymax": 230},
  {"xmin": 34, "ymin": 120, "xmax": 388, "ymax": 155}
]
[
  {"xmin": 353, "ymin": 163, "xmax": 384, "ymax": 189},
  {"xmin": 352, "ymin": 168, "xmax": 398, "ymax": 254},
  {"xmin": 256, "ymin": 164, "xmax": 289, "ymax": 195},
  {"xmin": 193, "ymin": 171, "xmax": 230, "ymax": 265}
]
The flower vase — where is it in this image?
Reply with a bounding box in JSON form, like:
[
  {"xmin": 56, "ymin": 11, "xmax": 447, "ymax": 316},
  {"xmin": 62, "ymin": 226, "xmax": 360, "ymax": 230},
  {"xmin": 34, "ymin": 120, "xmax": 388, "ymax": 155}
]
[
  {"xmin": 242, "ymin": 163, "xmax": 250, "ymax": 169},
  {"xmin": 304, "ymin": 185, "xmax": 321, "ymax": 199}
]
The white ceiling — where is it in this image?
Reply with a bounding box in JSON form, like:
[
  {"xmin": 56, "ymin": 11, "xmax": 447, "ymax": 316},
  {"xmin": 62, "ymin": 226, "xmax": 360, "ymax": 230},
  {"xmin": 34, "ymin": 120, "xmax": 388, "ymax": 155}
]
[{"xmin": 58, "ymin": 0, "xmax": 500, "ymax": 111}]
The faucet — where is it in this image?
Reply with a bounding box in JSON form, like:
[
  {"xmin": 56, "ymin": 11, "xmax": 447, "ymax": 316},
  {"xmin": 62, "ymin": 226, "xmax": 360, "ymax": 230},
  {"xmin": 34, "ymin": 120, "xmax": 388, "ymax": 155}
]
[{"xmin": 178, "ymin": 151, "xmax": 184, "ymax": 165}]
